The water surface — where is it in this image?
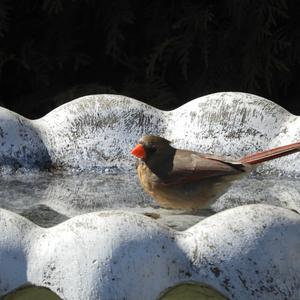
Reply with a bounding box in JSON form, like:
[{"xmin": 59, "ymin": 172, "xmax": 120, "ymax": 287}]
[{"xmin": 0, "ymin": 170, "xmax": 299, "ymax": 230}]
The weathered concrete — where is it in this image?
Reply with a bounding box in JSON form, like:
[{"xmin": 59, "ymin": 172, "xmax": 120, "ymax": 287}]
[
  {"xmin": 0, "ymin": 92, "xmax": 299, "ymax": 173},
  {"xmin": 0, "ymin": 205, "xmax": 299, "ymax": 299}
]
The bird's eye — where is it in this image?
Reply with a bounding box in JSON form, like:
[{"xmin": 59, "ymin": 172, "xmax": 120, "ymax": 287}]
[{"xmin": 148, "ymin": 146, "xmax": 157, "ymax": 155}]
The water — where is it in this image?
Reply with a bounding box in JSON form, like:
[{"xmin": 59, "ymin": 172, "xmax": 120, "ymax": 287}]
[
  {"xmin": 0, "ymin": 171, "xmax": 211, "ymax": 230},
  {"xmin": 0, "ymin": 170, "xmax": 299, "ymax": 230}
]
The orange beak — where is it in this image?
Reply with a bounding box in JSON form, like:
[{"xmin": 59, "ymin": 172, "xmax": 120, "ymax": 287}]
[{"xmin": 131, "ymin": 144, "xmax": 146, "ymax": 159}]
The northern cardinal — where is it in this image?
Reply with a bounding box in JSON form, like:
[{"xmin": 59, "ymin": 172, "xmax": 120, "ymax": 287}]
[{"xmin": 131, "ymin": 135, "xmax": 300, "ymax": 209}]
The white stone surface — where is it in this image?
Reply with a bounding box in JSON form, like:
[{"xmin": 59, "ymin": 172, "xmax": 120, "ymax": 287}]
[
  {"xmin": 0, "ymin": 108, "xmax": 50, "ymax": 169},
  {"xmin": 0, "ymin": 205, "xmax": 299, "ymax": 299},
  {"xmin": 37, "ymin": 92, "xmax": 300, "ymax": 173},
  {"xmin": 0, "ymin": 92, "xmax": 299, "ymax": 173}
]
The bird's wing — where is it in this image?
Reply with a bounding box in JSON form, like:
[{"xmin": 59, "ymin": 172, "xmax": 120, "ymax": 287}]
[{"xmin": 160, "ymin": 149, "xmax": 246, "ymax": 185}]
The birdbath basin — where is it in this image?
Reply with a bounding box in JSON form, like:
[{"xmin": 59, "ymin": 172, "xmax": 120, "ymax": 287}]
[{"xmin": 0, "ymin": 92, "xmax": 299, "ymax": 299}]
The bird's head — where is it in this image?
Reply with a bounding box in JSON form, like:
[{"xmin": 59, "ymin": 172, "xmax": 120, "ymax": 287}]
[{"xmin": 131, "ymin": 135, "xmax": 173, "ymax": 162}]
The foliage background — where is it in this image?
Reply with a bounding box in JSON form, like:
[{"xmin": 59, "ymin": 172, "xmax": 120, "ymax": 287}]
[{"xmin": 0, "ymin": 0, "xmax": 299, "ymax": 118}]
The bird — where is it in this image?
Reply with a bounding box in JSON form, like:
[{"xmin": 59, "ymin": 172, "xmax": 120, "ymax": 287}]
[{"xmin": 131, "ymin": 135, "xmax": 300, "ymax": 209}]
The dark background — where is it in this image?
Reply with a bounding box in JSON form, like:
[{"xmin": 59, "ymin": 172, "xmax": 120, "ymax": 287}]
[{"xmin": 0, "ymin": 0, "xmax": 299, "ymax": 119}]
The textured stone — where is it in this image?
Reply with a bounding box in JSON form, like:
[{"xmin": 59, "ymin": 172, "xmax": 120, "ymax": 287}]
[
  {"xmin": 0, "ymin": 92, "xmax": 299, "ymax": 173},
  {"xmin": 0, "ymin": 205, "xmax": 299, "ymax": 299}
]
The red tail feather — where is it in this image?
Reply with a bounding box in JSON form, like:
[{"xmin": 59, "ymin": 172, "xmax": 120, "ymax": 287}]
[{"xmin": 239, "ymin": 141, "xmax": 300, "ymax": 165}]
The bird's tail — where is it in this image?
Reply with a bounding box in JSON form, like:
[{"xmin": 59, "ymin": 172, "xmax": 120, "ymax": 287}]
[{"xmin": 239, "ymin": 141, "xmax": 300, "ymax": 165}]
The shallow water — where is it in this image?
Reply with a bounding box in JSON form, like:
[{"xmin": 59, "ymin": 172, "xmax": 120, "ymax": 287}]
[
  {"xmin": 0, "ymin": 171, "xmax": 146, "ymax": 222},
  {"xmin": 0, "ymin": 170, "xmax": 299, "ymax": 230},
  {"xmin": 0, "ymin": 171, "xmax": 211, "ymax": 229}
]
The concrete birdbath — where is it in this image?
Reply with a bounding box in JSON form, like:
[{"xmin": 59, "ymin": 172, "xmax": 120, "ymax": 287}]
[{"xmin": 0, "ymin": 92, "xmax": 299, "ymax": 299}]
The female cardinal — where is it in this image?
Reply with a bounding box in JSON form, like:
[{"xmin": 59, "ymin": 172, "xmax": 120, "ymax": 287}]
[{"xmin": 131, "ymin": 135, "xmax": 300, "ymax": 209}]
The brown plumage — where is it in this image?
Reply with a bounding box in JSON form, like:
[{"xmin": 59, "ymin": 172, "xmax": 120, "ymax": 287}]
[{"xmin": 131, "ymin": 135, "xmax": 300, "ymax": 209}]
